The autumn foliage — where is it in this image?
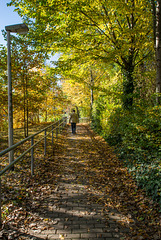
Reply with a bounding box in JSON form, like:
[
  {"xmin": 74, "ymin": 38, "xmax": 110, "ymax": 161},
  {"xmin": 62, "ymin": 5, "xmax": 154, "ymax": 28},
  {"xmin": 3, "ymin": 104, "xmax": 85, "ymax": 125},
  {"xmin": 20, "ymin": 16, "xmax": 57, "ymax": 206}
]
[{"xmin": 0, "ymin": 1, "xmax": 161, "ymax": 236}]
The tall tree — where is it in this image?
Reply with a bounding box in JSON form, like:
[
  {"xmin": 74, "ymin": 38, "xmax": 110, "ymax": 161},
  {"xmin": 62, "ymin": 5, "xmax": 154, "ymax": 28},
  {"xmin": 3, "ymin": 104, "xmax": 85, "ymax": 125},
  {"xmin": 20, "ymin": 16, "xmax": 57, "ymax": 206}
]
[
  {"xmin": 10, "ymin": 34, "xmax": 48, "ymax": 134},
  {"xmin": 156, "ymin": 0, "xmax": 161, "ymax": 104},
  {"xmin": 0, "ymin": 46, "xmax": 8, "ymax": 130},
  {"xmin": 10, "ymin": 0, "xmax": 153, "ymax": 109}
]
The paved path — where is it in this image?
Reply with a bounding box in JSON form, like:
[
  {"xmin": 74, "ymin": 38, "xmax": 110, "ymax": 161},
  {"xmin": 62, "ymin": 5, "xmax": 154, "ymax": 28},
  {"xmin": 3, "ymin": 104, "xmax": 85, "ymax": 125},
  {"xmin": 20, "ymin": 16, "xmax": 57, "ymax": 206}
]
[{"xmin": 18, "ymin": 125, "xmax": 129, "ymax": 240}]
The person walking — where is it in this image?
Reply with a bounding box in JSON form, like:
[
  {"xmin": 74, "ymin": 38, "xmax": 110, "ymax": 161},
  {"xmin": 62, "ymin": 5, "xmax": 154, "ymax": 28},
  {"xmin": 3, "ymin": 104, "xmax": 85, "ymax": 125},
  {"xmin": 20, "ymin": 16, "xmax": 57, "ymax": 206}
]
[{"xmin": 69, "ymin": 109, "xmax": 79, "ymax": 134}]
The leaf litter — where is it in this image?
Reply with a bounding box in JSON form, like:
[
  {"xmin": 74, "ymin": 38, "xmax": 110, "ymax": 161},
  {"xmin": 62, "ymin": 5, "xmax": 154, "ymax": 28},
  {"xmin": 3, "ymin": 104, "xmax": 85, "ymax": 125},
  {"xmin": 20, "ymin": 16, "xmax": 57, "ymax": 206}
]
[{"xmin": 0, "ymin": 124, "xmax": 161, "ymax": 240}]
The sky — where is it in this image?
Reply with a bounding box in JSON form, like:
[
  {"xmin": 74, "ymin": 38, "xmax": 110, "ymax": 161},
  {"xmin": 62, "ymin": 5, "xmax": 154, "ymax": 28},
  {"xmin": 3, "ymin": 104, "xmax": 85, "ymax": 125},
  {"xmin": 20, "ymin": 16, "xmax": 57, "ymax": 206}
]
[{"xmin": 0, "ymin": 0, "xmax": 24, "ymax": 46}]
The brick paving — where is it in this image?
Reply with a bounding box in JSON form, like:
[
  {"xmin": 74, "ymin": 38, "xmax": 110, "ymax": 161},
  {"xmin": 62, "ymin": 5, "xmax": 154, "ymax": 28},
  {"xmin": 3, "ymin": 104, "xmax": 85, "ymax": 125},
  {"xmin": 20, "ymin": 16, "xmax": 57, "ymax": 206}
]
[{"xmin": 19, "ymin": 124, "xmax": 130, "ymax": 240}]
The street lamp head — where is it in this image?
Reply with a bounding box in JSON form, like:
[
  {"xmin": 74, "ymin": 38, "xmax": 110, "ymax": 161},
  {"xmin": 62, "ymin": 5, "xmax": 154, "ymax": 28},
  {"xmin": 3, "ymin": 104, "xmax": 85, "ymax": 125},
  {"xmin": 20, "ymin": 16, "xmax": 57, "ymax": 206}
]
[{"xmin": 5, "ymin": 23, "xmax": 29, "ymax": 34}]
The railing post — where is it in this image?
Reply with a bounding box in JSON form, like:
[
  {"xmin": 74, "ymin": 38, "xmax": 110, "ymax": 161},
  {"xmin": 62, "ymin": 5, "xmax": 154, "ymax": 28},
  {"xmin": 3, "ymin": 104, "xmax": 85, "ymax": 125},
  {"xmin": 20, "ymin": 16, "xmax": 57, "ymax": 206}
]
[
  {"xmin": 56, "ymin": 128, "xmax": 58, "ymax": 138},
  {"xmin": 31, "ymin": 137, "xmax": 34, "ymax": 176},
  {"xmin": 52, "ymin": 125, "xmax": 54, "ymax": 155},
  {"xmin": 52, "ymin": 125, "xmax": 54, "ymax": 146},
  {"xmin": 59, "ymin": 120, "xmax": 61, "ymax": 133},
  {"xmin": 0, "ymin": 166, "xmax": 2, "ymax": 226},
  {"xmin": 63, "ymin": 118, "xmax": 65, "ymax": 128},
  {"xmin": 44, "ymin": 129, "xmax": 47, "ymax": 156},
  {"xmin": 64, "ymin": 117, "xmax": 67, "ymax": 127}
]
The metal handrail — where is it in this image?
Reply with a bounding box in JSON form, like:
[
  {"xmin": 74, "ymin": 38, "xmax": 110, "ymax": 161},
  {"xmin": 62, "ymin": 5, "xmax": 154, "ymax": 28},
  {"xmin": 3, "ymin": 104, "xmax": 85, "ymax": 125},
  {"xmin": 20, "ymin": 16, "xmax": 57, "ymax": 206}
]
[
  {"xmin": 0, "ymin": 117, "xmax": 66, "ymax": 159},
  {"xmin": 0, "ymin": 120, "xmax": 60, "ymax": 157},
  {"xmin": 0, "ymin": 116, "xmax": 67, "ymax": 225}
]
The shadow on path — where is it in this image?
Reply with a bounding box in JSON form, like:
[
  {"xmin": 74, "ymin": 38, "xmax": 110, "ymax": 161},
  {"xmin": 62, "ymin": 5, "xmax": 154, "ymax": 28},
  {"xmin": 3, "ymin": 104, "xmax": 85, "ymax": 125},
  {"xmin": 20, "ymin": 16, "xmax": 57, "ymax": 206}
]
[
  {"xmin": 20, "ymin": 124, "xmax": 129, "ymax": 240},
  {"xmin": 3, "ymin": 124, "xmax": 160, "ymax": 240}
]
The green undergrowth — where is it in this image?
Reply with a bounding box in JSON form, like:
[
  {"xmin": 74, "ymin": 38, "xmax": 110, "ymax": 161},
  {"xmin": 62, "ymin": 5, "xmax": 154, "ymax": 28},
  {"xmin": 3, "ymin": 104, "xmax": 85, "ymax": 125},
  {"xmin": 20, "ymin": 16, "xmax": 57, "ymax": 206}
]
[{"xmin": 92, "ymin": 105, "xmax": 161, "ymax": 207}]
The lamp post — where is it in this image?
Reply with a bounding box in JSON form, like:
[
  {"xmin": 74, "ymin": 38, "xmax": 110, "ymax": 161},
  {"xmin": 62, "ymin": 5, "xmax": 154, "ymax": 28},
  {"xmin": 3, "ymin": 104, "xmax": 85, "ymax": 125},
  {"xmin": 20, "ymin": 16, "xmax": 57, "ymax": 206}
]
[{"xmin": 5, "ymin": 23, "xmax": 29, "ymax": 166}]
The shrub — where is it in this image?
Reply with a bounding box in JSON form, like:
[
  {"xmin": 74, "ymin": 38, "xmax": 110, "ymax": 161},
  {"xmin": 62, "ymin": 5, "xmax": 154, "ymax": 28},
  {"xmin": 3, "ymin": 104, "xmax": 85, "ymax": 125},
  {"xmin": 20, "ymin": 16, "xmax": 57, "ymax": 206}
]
[{"xmin": 94, "ymin": 105, "xmax": 161, "ymax": 206}]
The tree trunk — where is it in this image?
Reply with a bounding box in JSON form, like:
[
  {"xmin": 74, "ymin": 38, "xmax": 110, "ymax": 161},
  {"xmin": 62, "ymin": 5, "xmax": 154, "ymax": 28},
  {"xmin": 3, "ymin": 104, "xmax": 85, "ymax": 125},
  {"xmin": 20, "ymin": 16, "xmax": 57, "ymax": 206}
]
[
  {"xmin": 25, "ymin": 73, "xmax": 29, "ymax": 137},
  {"xmin": 122, "ymin": 63, "xmax": 135, "ymax": 110},
  {"xmin": 26, "ymin": 99, "xmax": 29, "ymax": 136},
  {"xmin": 151, "ymin": 0, "xmax": 156, "ymax": 47},
  {"xmin": 75, "ymin": 106, "xmax": 80, "ymax": 118},
  {"xmin": 90, "ymin": 70, "xmax": 94, "ymax": 115},
  {"xmin": 23, "ymin": 71, "xmax": 27, "ymax": 138},
  {"xmin": 156, "ymin": 0, "xmax": 161, "ymax": 105},
  {"xmin": 121, "ymin": 0, "xmax": 135, "ymax": 109},
  {"xmin": 38, "ymin": 109, "xmax": 40, "ymax": 123}
]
